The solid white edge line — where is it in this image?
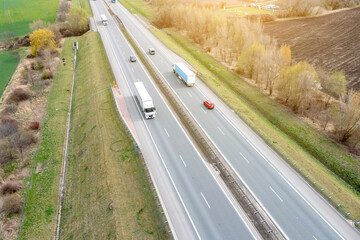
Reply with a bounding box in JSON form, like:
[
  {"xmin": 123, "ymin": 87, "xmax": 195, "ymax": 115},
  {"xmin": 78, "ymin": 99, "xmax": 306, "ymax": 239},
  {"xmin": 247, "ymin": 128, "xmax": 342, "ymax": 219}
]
[
  {"xmin": 92, "ymin": 5, "xmax": 186, "ymax": 240},
  {"xmin": 110, "ymin": 3, "xmax": 262, "ymax": 239},
  {"xmin": 101, "ymin": 7, "xmax": 202, "ymax": 238}
]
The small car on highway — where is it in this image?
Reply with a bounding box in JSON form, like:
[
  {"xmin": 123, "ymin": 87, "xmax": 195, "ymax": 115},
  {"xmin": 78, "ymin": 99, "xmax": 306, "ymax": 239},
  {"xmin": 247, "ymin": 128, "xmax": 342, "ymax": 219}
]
[
  {"xmin": 149, "ymin": 48, "xmax": 155, "ymax": 55},
  {"xmin": 203, "ymin": 100, "xmax": 215, "ymax": 109},
  {"xmin": 129, "ymin": 55, "xmax": 137, "ymax": 62}
]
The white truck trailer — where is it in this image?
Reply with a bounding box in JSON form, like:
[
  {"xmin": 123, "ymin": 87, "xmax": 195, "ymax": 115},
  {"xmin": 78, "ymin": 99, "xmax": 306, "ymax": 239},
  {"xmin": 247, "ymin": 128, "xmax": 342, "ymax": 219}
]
[
  {"xmin": 134, "ymin": 82, "xmax": 156, "ymax": 119},
  {"xmin": 173, "ymin": 63, "xmax": 195, "ymax": 86},
  {"xmin": 101, "ymin": 14, "xmax": 108, "ymax": 26}
]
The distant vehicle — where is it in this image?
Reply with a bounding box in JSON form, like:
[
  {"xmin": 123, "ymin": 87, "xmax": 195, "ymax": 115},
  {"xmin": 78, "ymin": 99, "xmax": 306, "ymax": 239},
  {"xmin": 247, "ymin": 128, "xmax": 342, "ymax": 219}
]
[
  {"xmin": 101, "ymin": 14, "xmax": 108, "ymax": 26},
  {"xmin": 134, "ymin": 82, "xmax": 156, "ymax": 119},
  {"xmin": 204, "ymin": 100, "xmax": 215, "ymax": 109},
  {"xmin": 129, "ymin": 55, "xmax": 136, "ymax": 62},
  {"xmin": 111, "ymin": 0, "xmax": 116, "ymax": 2},
  {"xmin": 173, "ymin": 63, "xmax": 195, "ymax": 87},
  {"xmin": 149, "ymin": 48, "xmax": 155, "ymax": 55}
]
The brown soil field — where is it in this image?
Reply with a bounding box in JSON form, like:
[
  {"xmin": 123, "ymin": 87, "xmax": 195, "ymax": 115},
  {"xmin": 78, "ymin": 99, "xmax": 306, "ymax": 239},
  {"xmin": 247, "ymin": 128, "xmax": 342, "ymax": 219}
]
[{"xmin": 263, "ymin": 6, "xmax": 360, "ymax": 89}]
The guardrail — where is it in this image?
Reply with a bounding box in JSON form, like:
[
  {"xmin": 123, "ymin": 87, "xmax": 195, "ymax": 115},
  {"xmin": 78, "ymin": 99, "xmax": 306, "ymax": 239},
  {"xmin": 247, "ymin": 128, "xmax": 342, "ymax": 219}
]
[
  {"xmin": 107, "ymin": 5, "xmax": 284, "ymax": 239},
  {"xmin": 194, "ymin": 69, "xmax": 360, "ymax": 230}
]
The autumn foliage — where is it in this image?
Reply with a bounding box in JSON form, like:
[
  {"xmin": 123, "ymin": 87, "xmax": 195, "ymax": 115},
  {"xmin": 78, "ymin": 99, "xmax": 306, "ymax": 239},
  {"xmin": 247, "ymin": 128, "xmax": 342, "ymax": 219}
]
[{"xmin": 29, "ymin": 29, "xmax": 56, "ymax": 56}]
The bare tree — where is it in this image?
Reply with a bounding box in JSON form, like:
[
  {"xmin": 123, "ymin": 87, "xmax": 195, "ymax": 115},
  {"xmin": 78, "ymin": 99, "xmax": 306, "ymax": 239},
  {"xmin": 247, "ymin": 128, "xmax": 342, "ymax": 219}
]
[
  {"xmin": 333, "ymin": 91, "xmax": 360, "ymax": 142},
  {"xmin": 29, "ymin": 20, "xmax": 50, "ymax": 32},
  {"xmin": 10, "ymin": 131, "xmax": 33, "ymax": 160},
  {"xmin": 320, "ymin": 71, "xmax": 347, "ymax": 108}
]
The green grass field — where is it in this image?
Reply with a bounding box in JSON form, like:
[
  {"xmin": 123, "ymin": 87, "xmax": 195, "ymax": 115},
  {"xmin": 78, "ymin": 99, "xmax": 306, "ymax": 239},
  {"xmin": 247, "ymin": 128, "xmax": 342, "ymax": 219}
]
[
  {"xmin": 18, "ymin": 37, "xmax": 74, "ymax": 240},
  {"xmin": 60, "ymin": 31, "xmax": 166, "ymax": 239},
  {"xmin": 19, "ymin": 31, "xmax": 166, "ymax": 239},
  {"xmin": 0, "ymin": 0, "xmax": 58, "ymax": 38},
  {"xmin": 0, "ymin": 51, "xmax": 19, "ymax": 95}
]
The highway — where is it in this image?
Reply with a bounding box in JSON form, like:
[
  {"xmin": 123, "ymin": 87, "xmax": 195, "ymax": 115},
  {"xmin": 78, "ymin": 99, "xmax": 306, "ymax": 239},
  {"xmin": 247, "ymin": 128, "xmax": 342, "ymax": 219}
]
[
  {"xmin": 90, "ymin": 1, "xmax": 262, "ymax": 239},
  {"xmin": 107, "ymin": 1, "xmax": 360, "ymax": 240}
]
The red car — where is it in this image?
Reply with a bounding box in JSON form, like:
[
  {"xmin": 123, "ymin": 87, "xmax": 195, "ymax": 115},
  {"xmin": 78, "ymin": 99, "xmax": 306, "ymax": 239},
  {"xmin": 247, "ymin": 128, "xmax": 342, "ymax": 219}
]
[{"xmin": 204, "ymin": 100, "xmax": 215, "ymax": 109}]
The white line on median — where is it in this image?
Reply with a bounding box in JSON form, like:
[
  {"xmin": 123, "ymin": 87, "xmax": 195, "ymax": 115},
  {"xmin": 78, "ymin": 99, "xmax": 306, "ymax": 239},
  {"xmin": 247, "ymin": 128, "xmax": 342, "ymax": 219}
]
[
  {"xmin": 200, "ymin": 192, "xmax": 211, "ymax": 208},
  {"xmin": 313, "ymin": 236, "xmax": 318, "ymax": 240},
  {"xmin": 164, "ymin": 128, "xmax": 170, "ymax": 137},
  {"xmin": 179, "ymin": 155, "xmax": 187, "ymax": 167},
  {"xmin": 239, "ymin": 152, "xmax": 250, "ymax": 164},
  {"xmin": 270, "ymin": 186, "xmax": 283, "ymax": 202}
]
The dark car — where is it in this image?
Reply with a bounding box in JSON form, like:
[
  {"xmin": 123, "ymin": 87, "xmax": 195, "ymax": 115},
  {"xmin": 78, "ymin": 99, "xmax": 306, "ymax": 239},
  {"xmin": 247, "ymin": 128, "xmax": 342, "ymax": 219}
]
[
  {"xmin": 204, "ymin": 100, "xmax": 215, "ymax": 109},
  {"xmin": 129, "ymin": 55, "xmax": 136, "ymax": 62}
]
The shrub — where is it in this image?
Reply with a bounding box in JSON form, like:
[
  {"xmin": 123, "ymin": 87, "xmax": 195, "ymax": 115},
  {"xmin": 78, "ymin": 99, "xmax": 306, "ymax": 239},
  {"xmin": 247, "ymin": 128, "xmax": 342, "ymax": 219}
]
[
  {"xmin": 0, "ymin": 180, "xmax": 23, "ymax": 195},
  {"xmin": 0, "ymin": 143, "xmax": 14, "ymax": 164},
  {"xmin": 1, "ymin": 104, "xmax": 18, "ymax": 115},
  {"xmin": 0, "ymin": 117, "xmax": 18, "ymax": 138},
  {"xmin": 7, "ymin": 88, "xmax": 32, "ymax": 103},
  {"xmin": 41, "ymin": 71, "xmax": 54, "ymax": 79},
  {"xmin": 29, "ymin": 121, "xmax": 40, "ymax": 130},
  {"xmin": 1, "ymin": 194, "xmax": 22, "ymax": 214},
  {"xmin": 29, "ymin": 29, "xmax": 56, "ymax": 56}
]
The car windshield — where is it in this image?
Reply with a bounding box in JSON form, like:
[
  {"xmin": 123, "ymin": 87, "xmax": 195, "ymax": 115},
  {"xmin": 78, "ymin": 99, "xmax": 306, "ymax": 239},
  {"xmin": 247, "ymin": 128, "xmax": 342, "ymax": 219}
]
[{"xmin": 145, "ymin": 107, "xmax": 155, "ymax": 113}]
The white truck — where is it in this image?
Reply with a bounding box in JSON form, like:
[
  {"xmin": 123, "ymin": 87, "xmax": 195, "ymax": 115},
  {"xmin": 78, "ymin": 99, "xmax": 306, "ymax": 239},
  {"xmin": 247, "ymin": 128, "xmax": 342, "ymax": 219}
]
[
  {"xmin": 134, "ymin": 82, "xmax": 156, "ymax": 119},
  {"xmin": 173, "ymin": 63, "xmax": 195, "ymax": 86},
  {"xmin": 101, "ymin": 14, "xmax": 108, "ymax": 26}
]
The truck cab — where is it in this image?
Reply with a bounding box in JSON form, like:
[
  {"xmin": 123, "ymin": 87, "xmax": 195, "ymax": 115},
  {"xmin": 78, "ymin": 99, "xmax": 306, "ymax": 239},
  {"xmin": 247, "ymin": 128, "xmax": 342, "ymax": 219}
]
[{"xmin": 101, "ymin": 14, "xmax": 108, "ymax": 26}]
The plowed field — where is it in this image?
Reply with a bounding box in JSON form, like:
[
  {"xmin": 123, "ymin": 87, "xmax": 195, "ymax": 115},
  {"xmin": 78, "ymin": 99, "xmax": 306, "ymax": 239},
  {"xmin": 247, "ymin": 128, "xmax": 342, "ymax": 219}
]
[{"xmin": 264, "ymin": 7, "xmax": 360, "ymax": 89}]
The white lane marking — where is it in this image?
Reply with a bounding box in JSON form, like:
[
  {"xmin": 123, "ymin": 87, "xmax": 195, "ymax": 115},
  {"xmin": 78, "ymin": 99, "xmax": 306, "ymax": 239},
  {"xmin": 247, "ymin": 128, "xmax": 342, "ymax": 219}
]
[
  {"xmin": 164, "ymin": 128, "xmax": 170, "ymax": 137},
  {"xmin": 176, "ymin": 78, "xmax": 181, "ymax": 84},
  {"xmin": 201, "ymin": 108, "xmax": 206, "ymax": 114},
  {"xmin": 131, "ymin": 67, "xmax": 134, "ymax": 72},
  {"xmin": 179, "ymin": 155, "xmax": 187, "ymax": 167},
  {"xmin": 217, "ymin": 127, "xmax": 225, "ymax": 135},
  {"xmin": 112, "ymin": 7, "xmax": 259, "ymax": 238},
  {"xmin": 313, "ymin": 236, "xmax": 317, "ymax": 240},
  {"xmin": 194, "ymin": 85, "xmax": 345, "ymax": 239},
  {"xmin": 270, "ymin": 186, "xmax": 283, "ymax": 202},
  {"xmin": 187, "ymin": 92, "xmax": 192, "ymax": 97},
  {"xmin": 239, "ymin": 152, "xmax": 250, "ymax": 164},
  {"xmin": 200, "ymin": 192, "xmax": 211, "ymax": 208}
]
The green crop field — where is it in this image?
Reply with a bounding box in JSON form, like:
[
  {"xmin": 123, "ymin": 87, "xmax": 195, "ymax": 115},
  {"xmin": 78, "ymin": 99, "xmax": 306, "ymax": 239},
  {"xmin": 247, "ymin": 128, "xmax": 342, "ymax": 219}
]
[
  {"xmin": 0, "ymin": 51, "xmax": 19, "ymax": 95},
  {"xmin": 0, "ymin": 0, "xmax": 58, "ymax": 38}
]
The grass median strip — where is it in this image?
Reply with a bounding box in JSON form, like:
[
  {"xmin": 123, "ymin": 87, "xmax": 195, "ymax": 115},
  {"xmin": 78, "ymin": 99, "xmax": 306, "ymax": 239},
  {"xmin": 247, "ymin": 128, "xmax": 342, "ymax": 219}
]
[
  {"xmin": 60, "ymin": 31, "xmax": 166, "ymax": 239},
  {"xmin": 150, "ymin": 27, "xmax": 360, "ymax": 219}
]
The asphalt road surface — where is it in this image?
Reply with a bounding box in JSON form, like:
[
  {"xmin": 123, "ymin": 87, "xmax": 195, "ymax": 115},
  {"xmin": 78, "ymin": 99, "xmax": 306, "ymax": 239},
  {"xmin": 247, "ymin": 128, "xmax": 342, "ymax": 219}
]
[
  {"xmin": 90, "ymin": 1, "xmax": 262, "ymax": 239},
  {"xmin": 107, "ymin": 1, "xmax": 360, "ymax": 239}
]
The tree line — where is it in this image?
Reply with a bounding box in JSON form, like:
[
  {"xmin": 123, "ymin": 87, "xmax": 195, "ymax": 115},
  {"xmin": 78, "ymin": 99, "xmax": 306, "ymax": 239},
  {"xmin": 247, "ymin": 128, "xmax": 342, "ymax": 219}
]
[{"xmin": 151, "ymin": 2, "xmax": 360, "ymax": 152}]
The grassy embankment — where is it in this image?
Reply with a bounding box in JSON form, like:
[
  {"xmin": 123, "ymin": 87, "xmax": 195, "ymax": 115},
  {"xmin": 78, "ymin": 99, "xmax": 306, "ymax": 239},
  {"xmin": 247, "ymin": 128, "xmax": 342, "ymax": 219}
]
[
  {"xmin": 153, "ymin": 29, "xmax": 360, "ymax": 218},
  {"xmin": 60, "ymin": 31, "xmax": 166, "ymax": 239},
  {"xmin": 18, "ymin": 37, "xmax": 75, "ymax": 240},
  {"xmin": 0, "ymin": 51, "xmax": 20, "ymax": 94},
  {"xmin": 0, "ymin": 0, "xmax": 58, "ymax": 37},
  {"xmin": 119, "ymin": 0, "xmax": 360, "ymax": 220}
]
